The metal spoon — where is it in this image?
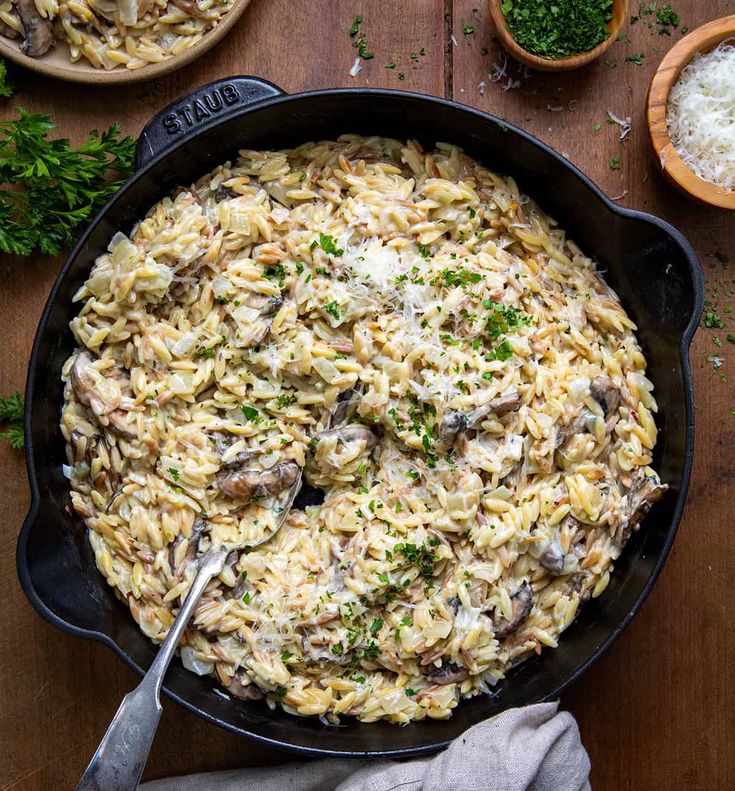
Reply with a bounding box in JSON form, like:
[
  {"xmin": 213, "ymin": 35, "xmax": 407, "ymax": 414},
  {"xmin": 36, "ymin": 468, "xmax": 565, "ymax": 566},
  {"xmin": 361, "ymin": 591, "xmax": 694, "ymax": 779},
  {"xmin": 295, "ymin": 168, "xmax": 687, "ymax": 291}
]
[{"xmin": 76, "ymin": 479, "xmax": 302, "ymax": 791}]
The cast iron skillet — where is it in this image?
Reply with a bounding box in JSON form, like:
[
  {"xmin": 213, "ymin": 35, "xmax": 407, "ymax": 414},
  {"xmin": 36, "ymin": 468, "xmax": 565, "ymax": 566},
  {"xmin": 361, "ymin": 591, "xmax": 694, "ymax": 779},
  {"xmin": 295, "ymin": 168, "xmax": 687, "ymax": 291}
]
[{"xmin": 17, "ymin": 76, "xmax": 703, "ymax": 758}]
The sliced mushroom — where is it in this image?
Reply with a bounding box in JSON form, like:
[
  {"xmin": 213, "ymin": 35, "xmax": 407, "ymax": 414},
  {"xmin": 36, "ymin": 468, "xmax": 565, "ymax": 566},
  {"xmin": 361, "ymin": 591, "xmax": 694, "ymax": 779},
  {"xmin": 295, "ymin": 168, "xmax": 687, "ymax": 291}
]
[
  {"xmin": 439, "ymin": 391, "xmax": 521, "ymax": 447},
  {"xmin": 71, "ymin": 352, "xmax": 116, "ymax": 416},
  {"xmin": 238, "ymin": 293, "xmax": 284, "ymax": 347},
  {"xmin": 555, "ymin": 409, "xmax": 594, "ymax": 449},
  {"xmin": 71, "ymin": 352, "xmax": 138, "ymax": 439},
  {"xmin": 318, "ymin": 423, "xmax": 377, "ymax": 447},
  {"xmin": 490, "ymin": 580, "xmax": 533, "ymax": 638},
  {"xmin": 17, "ymin": 0, "xmax": 54, "ymax": 56},
  {"xmin": 218, "ymin": 460, "xmax": 300, "ymax": 500},
  {"xmin": 625, "ymin": 474, "xmax": 668, "ymax": 534},
  {"xmin": 329, "ymin": 386, "xmax": 362, "ymax": 427},
  {"xmin": 424, "ymin": 660, "xmax": 469, "ymax": 685},
  {"xmin": 225, "ymin": 670, "xmax": 265, "ymax": 701},
  {"xmin": 168, "ymin": 518, "xmax": 206, "ymax": 575},
  {"xmin": 537, "ymin": 537, "xmax": 565, "ymax": 574},
  {"xmin": 473, "ymin": 391, "xmax": 522, "ymax": 421},
  {"xmin": 589, "ymin": 375, "xmax": 620, "ymax": 417},
  {"xmin": 438, "ymin": 411, "xmax": 468, "ymax": 446},
  {"xmin": 214, "ymin": 184, "xmax": 238, "ymax": 201},
  {"xmin": 0, "ymin": 19, "xmax": 19, "ymax": 39}
]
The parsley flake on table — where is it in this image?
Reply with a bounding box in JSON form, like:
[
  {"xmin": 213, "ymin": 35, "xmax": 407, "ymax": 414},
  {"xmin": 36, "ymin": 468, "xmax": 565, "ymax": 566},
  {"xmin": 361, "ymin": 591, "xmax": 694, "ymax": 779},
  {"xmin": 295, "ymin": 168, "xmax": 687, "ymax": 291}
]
[
  {"xmin": 348, "ymin": 14, "xmax": 362, "ymax": 37},
  {"xmin": 609, "ymin": 155, "xmax": 621, "ymax": 171},
  {"xmin": 627, "ymin": 53, "xmax": 645, "ymax": 65},
  {"xmin": 461, "ymin": 19, "xmax": 475, "ymax": 35},
  {"xmin": 0, "ymin": 392, "xmax": 24, "ymax": 449},
  {"xmin": 0, "ymin": 110, "xmax": 135, "ymax": 257}
]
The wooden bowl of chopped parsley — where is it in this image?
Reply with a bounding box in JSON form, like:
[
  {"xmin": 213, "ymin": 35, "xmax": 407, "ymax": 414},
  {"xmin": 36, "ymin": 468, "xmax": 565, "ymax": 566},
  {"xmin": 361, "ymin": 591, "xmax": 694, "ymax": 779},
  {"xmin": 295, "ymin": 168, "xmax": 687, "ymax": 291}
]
[{"xmin": 489, "ymin": 0, "xmax": 628, "ymax": 71}]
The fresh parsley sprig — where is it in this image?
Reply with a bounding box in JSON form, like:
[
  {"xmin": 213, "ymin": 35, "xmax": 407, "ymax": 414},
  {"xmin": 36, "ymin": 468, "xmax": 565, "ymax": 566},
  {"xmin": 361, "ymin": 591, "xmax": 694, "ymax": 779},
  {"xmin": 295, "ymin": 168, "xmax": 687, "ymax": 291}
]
[
  {"xmin": 0, "ymin": 58, "xmax": 14, "ymax": 99},
  {"xmin": 0, "ymin": 109, "xmax": 135, "ymax": 256},
  {"xmin": 0, "ymin": 392, "xmax": 24, "ymax": 449}
]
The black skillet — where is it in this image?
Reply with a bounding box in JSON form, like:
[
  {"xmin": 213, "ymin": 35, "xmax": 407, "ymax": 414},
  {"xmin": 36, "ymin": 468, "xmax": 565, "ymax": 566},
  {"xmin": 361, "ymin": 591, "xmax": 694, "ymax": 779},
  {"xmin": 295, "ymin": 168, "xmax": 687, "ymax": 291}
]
[{"xmin": 17, "ymin": 76, "xmax": 703, "ymax": 758}]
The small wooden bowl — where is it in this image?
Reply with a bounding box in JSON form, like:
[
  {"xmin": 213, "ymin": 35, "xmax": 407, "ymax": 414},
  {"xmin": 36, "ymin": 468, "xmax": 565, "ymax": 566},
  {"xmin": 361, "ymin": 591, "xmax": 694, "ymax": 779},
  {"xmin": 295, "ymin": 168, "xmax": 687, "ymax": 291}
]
[
  {"xmin": 647, "ymin": 16, "xmax": 735, "ymax": 210},
  {"xmin": 488, "ymin": 0, "xmax": 628, "ymax": 71},
  {"xmin": 0, "ymin": 0, "xmax": 251, "ymax": 85}
]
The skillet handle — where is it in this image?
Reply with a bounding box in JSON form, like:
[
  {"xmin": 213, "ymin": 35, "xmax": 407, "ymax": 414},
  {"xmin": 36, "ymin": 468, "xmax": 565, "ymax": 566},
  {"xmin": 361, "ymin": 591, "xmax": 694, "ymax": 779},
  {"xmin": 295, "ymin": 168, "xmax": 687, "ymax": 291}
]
[{"xmin": 135, "ymin": 76, "xmax": 285, "ymax": 170}]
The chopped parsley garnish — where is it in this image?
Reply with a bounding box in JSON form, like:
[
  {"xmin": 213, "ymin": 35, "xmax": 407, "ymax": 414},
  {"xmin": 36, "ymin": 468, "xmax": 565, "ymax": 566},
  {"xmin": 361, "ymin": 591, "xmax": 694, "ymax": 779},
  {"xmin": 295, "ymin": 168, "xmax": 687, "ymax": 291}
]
[
  {"xmin": 275, "ymin": 394, "xmax": 296, "ymax": 408},
  {"xmin": 386, "ymin": 62, "xmax": 396, "ymax": 69},
  {"xmin": 331, "ymin": 642, "xmax": 344, "ymax": 656},
  {"xmin": 609, "ymin": 155, "xmax": 621, "ymax": 171},
  {"xmin": 461, "ymin": 19, "xmax": 475, "ymax": 35},
  {"xmin": 500, "ymin": 0, "xmax": 614, "ymax": 60},
  {"xmin": 627, "ymin": 53, "xmax": 645, "ymax": 65},
  {"xmin": 241, "ymin": 405, "xmax": 261, "ymax": 422},
  {"xmin": 433, "ymin": 268, "xmax": 482, "ymax": 288},
  {"xmin": 242, "ymin": 591, "xmax": 251, "ymax": 605},
  {"xmin": 315, "ymin": 232, "xmax": 344, "ymax": 257},
  {"xmin": 196, "ymin": 347, "xmax": 216, "ymax": 359},
  {"xmin": 274, "ymin": 686, "xmax": 287, "ymax": 697},
  {"xmin": 369, "ymin": 618, "xmax": 383, "ymax": 634},
  {"xmin": 264, "ymin": 263, "xmax": 287, "ymax": 285},
  {"xmin": 405, "ymin": 688, "xmax": 418, "ymax": 696},
  {"xmin": 167, "ymin": 467, "xmax": 180, "ymax": 481},
  {"xmin": 416, "ymin": 242, "xmax": 431, "ymax": 259},
  {"xmin": 325, "ymin": 301, "xmax": 342, "ymax": 321},
  {"xmin": 394, "ymin": 541, "xmax": 437, "ymax": 581},
  {"xmin": 485, "ymin": 338, "xmax": 514, "ymax": 362}
]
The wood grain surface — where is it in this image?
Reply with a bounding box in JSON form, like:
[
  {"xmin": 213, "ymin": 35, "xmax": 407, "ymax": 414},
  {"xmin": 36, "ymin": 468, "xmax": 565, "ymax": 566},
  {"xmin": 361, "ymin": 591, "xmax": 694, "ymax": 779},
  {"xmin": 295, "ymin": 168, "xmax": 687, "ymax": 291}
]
[{"xmin": 1, "ymin": 1, "xmax": 734, "ymax": 788}]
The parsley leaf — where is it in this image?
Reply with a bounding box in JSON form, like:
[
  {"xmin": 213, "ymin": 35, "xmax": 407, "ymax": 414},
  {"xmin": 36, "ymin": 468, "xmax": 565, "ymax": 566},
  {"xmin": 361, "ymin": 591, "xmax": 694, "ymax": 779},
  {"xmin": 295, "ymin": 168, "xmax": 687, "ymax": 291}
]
[
  {"xmin": 325, "ymin": 301, "xmax": 342, "ymax": 321},
  {"xmin": 349, "ymin": 14, "xmax": 362, "ymax": 36},
  {"xmin": 0, "ymin": 58, "xmax": 15, "ymax": 99},
  {"xmin": 316, "ymin": 233, "xmax": 344, "ymax": 257},
  {"xmin": 241, "ymin": 405, "xmax": 261, "ymax": 422},
  {"xmin": 0, "ymin": 392, "xmax": 24, "ymax": 449}
]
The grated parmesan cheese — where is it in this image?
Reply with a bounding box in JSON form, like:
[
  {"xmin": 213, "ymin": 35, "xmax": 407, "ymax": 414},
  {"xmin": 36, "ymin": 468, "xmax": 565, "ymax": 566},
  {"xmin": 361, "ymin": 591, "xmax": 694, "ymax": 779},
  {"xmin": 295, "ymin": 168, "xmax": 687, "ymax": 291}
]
[{"xmin": 666, "ymin": 40, "xmax": 735, "ymax": 190}]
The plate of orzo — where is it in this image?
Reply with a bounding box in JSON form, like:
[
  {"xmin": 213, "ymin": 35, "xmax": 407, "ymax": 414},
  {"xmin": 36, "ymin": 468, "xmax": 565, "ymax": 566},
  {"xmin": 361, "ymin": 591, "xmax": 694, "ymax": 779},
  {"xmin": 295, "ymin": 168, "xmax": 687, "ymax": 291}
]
[
  {"xmin": 0, "ymin": 0, "xmax": 250, "ymax": 83},
  {"xmin": 18, "ymin": 81, "xmax": 702, "ymax": 755}
]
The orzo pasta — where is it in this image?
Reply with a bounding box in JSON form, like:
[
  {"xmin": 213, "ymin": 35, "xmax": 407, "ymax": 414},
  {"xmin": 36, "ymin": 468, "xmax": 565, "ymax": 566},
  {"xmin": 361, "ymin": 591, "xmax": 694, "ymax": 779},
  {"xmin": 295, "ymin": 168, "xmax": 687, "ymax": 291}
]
[{"xmin": 61, "ymin": 136, "xmax": 666, "ymax": 724}]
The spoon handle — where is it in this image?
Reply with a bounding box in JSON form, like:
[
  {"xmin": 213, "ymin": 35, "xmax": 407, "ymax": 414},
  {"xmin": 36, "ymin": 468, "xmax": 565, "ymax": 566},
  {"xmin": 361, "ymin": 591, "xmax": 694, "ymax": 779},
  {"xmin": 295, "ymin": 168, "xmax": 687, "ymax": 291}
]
[{"xmin": 76, "ymin": 548, "xmax": 228, "ymax": 791}]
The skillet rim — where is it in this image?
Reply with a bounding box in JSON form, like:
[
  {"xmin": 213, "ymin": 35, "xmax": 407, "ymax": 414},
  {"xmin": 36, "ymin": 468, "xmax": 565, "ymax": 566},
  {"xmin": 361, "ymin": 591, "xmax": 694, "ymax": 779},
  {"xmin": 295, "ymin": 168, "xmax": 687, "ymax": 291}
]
[{"xmin": 17, "ymin": 84, "xmax": 704, "ymax": 758}]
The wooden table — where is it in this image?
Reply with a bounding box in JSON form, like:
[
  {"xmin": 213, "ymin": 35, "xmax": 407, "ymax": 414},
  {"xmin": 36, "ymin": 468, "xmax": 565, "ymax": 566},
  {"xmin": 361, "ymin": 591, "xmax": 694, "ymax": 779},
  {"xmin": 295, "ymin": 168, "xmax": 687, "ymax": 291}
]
[{"xmin": 1, "ymin": 1, "xmax": 734, "ymax": 788}]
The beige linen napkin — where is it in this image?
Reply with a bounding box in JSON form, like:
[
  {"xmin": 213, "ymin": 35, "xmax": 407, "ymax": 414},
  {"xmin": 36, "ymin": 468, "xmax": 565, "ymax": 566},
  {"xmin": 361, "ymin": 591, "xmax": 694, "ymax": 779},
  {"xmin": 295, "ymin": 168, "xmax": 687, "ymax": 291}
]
[{"xmin": 142, "ymin": 702, "xmax": 590, "ymax": 791}]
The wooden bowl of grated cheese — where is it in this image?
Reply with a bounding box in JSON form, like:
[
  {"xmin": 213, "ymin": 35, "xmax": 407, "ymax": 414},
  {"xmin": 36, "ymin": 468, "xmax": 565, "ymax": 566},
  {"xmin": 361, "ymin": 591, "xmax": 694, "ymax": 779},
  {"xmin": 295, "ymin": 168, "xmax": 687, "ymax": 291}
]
[{"xmin": 647, "ymin": 15, "xmax": 735, "ymax": 210}]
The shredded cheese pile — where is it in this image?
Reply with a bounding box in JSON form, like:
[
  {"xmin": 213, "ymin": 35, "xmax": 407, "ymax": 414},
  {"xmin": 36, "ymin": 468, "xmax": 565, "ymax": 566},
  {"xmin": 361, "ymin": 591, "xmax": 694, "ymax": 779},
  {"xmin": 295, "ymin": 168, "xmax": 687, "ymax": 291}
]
[{"xmin": 666, "ymin": 40, "xmax": 735, "ymax": 191}]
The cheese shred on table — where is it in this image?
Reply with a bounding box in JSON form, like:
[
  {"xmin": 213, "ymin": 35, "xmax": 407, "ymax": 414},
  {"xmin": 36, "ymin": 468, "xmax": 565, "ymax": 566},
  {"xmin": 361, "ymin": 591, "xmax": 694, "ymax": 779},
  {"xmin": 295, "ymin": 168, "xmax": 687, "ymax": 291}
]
[{"xmin": 61, "ymin": 136, "xmax": 666, "ymax": 724}]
